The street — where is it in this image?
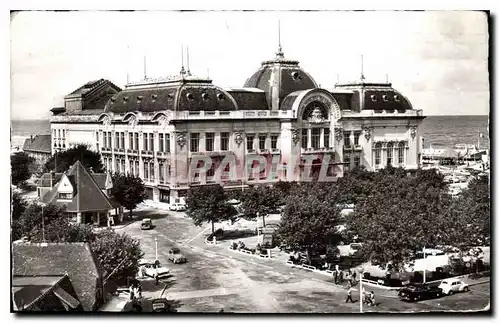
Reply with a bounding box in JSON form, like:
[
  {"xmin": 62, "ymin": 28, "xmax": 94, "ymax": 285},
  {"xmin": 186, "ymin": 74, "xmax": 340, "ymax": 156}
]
[{"xmin": 116, "ymin": 206, "xmax": 491, "ymax": 313}]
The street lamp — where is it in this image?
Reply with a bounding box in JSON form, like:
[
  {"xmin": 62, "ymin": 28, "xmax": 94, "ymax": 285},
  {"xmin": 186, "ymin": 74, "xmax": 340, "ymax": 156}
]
[
  {"xmin": 422, "ymin": 246, "xmax": 427, "ymax": 284},
  {"xmin": 155, "ymin": 237, "xmax": 158, "ymax": 261}
]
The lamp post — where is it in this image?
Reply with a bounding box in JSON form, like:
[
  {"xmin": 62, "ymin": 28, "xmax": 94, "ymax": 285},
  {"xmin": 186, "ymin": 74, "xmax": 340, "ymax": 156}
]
[
  {"xmin": 155, "ymin": 237, "xmax": 158, "ymax": 261},
  {"xmin": 422, "ymin": 246, "xmax": 427, "ymax": 284}
]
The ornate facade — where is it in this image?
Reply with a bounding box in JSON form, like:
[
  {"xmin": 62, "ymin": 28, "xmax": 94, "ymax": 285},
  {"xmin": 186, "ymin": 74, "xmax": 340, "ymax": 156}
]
[{"xmin": 50, "ymin": 48, "xmax": 425, "ymax": 202}]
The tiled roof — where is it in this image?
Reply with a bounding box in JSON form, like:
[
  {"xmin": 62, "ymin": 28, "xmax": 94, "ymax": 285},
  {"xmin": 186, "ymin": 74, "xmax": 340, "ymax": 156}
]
[
  {"xmin": 59, "ymin": 109, "xmax": 107, "ymax": 116},
  {"xmin": 13, "ymin": 243, "xmax": 103, "ymax": 311},
  {"xmin": 66, "ymin": 79, "xmax": 121, "ymax": 99},
  {"xmin": 92, "ymin": 174, "xmax": 107, "ymax": 189},
  {"xmin": 41, "ymin": 161, "xmax": 114, "ymax": 212},
  {"xmin": 39, "ymin": 173, "xmax": 64, "ymax": 187},
  {"xmin": 225, "ymin": 90, "xmax": 268, "ymax": 110},
  {"xmin": 22, "ymin": 135, "xmax": 51, "ymax": 154},
  {"xmin": 104, "ymin": 81, "xmax": 238, "ymax": 113}
]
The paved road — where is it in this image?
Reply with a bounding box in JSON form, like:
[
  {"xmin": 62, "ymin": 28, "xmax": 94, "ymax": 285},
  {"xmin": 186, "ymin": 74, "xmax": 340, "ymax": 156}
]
[{"xmin": 116, "ymin": 207, "xmax": 491, "ymax": 313}]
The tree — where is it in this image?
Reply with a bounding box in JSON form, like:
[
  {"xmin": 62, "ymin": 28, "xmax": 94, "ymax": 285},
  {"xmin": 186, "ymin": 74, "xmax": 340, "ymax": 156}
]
[
  {"xmin": 344, "ymin": 168, "xmax": 451, "ymax": 270},
  {"xmin": 111, "ymin": 173, "xmax": 147, "ymax": 218},
  {"xmin": 11, "ymin": 191, "xmax": 27, "ymax": 222},
  {"xmin": 44, "ymin": 144, "xmax": 104, "ymax": 173},
  {"xmin": 240, "ymin": 185, "xmax": 280, "ymax": 227},
  {"xmin": 11, "ymin": 152, "xmax": 35, "ymax": 186},
  {"xmin": 278, "ymin": 184, "xmax": 343, "ymax": 264},
  {"xmin": 185, "ymin": 185, "xmax": 237, "ymax": 233}
]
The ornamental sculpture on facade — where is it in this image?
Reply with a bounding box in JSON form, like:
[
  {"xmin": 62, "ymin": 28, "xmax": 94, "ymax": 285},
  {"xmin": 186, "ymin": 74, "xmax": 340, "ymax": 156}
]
[
  {"xmin": 334, "ymin": 128, "xmax": 343, "ymax": 142},
  {"xmin": 102, "ymin": 116, "xmax": 111, "ymax": 127},
  {"xmin": 308, "ymin": 106, "xmax": 326, "ymax": 123},
  {"xmin": 157, "ymin": 115, "xmax": 168, "ymax": 128},
  {"xmin": 291, "ymin": 129, "xmax": 300, "ymax": 145},
  {"xmin": 410, "ymin": 126, "xmax": 417, "ymax": 139},
  {"xmin": 363, "ymin": 126, "xmax": 371, "ymax": 141},
  {"xmin": 234, "ymin": 132, "xmax": 244, "ymax": 147},
  {"xmin": 128, "ymin": 116, "xmax": 138, "ymax": 128},
  {"xmin": 176, "ymin": 132, "xmax": 187, "ymax": 149}
]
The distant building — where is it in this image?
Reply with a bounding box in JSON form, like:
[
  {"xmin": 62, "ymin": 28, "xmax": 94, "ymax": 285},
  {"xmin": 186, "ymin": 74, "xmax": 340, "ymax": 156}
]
[
  {"xmin": 38, "ymin": 160, "xmax": 122, "ymax": 225},
  {"xmin": 12, "ymin": 242, "xmax": 104, "ymax": 311},
  {"xmin": 50, "ymin": 46, "xmax": 425, "ymax": 203},
  {"xmin": 22, "ymin": 134, "xmax": 52, "ymax": 164}
]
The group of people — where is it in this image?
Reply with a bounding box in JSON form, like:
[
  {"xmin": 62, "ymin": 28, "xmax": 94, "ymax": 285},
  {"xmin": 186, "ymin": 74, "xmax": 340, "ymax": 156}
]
[{"xmin": 345, "ymin": 281, "xmax": 376, "ymax": 307}]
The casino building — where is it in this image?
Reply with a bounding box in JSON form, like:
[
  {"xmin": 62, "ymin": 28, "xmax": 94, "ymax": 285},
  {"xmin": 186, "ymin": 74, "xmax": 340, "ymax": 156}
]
[{"xmin": 50, "ymin": 45, "xmax": 425, "ymax": 203}]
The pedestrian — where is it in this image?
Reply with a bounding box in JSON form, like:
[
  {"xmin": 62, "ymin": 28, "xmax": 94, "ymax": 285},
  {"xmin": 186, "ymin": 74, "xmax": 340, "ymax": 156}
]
[
  {"xmin": 129, "ymin": 285, "xmax": 135, "ymax": 300},
  {"xmin": 137, "ymin": 284, "xmax": 142, "ymax": 299},
  {"xmin": 333, "ymin": 270, "xmax": 338, "ymax": 284},
  {"xmin": 345, "ymin": 282, "xmax": 355, "ymax": 303},
  {"xmin": 352, "ymin": 270, "xmax": 357, "ymax": 284},
  {"xmin": 367, "ymin": 291, "xmax": 376, "ymax": 307}
]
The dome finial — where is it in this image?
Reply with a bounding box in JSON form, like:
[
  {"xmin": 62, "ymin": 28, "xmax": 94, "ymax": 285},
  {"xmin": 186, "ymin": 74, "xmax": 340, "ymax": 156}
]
[
  {"xmin": 180, "ymin": 45, "xmax": 186, "ymax": 76},
  {"xmin": 186, "ymin": 47, "xmax": 192, "ymax": 76},
  {"xmin": 360, "ymin": 54, "xmax": 366, "ymax": 81},
  {"xmin": 276, "ymin": 20, "xmax": 284, "ymax": 58}
]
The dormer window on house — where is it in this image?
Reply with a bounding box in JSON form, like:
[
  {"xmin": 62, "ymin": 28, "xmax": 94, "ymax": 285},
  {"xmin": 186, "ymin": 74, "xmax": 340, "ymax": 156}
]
[
  {"xmin": 370, "ymin": 95, "xmax": 377, "ymax": 102},
  {"xmin": 58, "ymin": 192, "xmax": 72, "ymax": 200}
]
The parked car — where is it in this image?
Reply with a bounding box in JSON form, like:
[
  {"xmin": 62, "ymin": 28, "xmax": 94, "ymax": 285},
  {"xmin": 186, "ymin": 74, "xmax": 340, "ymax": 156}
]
[
  {"xmin": 141, "ymin": 218, "xmax": 153, "ymax": 230},
  {"xmin": 398, "ymin": 284, "xmax": 443, "ymax": 302},
  {"xmin": 169, "ymin": 203, "xmax": 186, "ymax": 212},
  {"xmin": 438, "ymin": 278, "xmax": 469, "ymax": 295},
  {"xmin": 137, "ymin": 260, "xmax": 170, "ymax": 279},
  {"xmin": 168, "ymin": 247, "xmax": 187, "ymax": 264}
]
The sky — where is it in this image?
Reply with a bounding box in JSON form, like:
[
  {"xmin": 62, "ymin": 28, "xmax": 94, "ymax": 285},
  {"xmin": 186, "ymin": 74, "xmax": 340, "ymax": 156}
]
[{"xmin": 9, "ymin": 10, "xmax": 490, "ymax": 119}]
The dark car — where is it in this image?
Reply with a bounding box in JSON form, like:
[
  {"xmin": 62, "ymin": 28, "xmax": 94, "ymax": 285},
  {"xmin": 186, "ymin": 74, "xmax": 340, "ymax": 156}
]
[{"xmin": 398, "ymin": 284, "xmax": 443, "ymax": 302}]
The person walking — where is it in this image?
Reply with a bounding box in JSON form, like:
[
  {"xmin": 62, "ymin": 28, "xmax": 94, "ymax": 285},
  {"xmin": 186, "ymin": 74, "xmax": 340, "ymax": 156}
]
[
  {"xmin": 129, "ymin": 285, "xmax": 135, "ymax": 300},
  {"xmin": 345, "ymin": 282, "xmax": 355, "ymax": 303},
  {"xmin": 367, "ymin": 291, "xmax": 376, "ymax": 307}
]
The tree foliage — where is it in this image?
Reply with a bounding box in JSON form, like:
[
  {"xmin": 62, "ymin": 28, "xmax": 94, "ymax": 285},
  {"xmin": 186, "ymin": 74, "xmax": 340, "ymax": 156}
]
[
  {"xmin": 185, "ymin": 185, "xmax": 237, "ymax": 233},
  {"xmin": 240, "ymin": 185, "xmax": 281, "ymax": 226},
  {"xmin": 11, "ymin": 152, "xmax": 35, "ymax": 186},
  {"xmin": 111, "ymin": 172, "xmax": 147, "ymax": 216},
  {"xmin": 11, "ymin": 191, "xmax": 27, "ymax": 222},
  {"xmin": 278, "ymin": 183, "xmax": 343, "ymax": 264},
  {"xmin": 44, "ymin": 144, "xmax": 104, "ymax": 173}
]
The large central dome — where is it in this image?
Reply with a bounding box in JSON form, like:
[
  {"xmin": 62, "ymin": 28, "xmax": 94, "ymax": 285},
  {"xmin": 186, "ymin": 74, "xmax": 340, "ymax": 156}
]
[{"xmin": 243, "ymin": 48, "xmax": 318, "ymax": 110}]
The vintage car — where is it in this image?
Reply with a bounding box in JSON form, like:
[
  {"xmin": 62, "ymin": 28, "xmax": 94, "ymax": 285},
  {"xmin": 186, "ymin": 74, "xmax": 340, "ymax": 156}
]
[
  {"xmin": 141, "ymin": 218, "xmax": 153, "ymax": 230},
  {"xmin": 438, "ymin": 278, "xmax": 469, "ymax": 295},
  {"xmin": 398, "ymin": 283, "xmax": 443, "ymax": 302},
  {"xmin": 168, "ymin": 247, "xmax": 187, "ymax": 264},
  {"xmin": 137, "ymin": 260, "xmax": 170, "ymax": 279},
  {"xmin": 169, "ymin": 203, "xmax": 186, "ymax": 212}
]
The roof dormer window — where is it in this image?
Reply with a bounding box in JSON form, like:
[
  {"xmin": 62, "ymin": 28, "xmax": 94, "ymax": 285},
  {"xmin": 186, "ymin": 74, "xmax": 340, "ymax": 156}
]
[
  {"xmin": 123, "ymin": 96, "xmax": 129, "ymax": 102},
  {"xmin": 217, "ymin": 93, "xmax": 225, "ymax": 101},
  {"xmin": 152, "ymin": 94, "xmax": 158, "ymax": 100},
  {"xmin": 291, "ymin": 71, "xmax": 302, "ymax": 81},
  {"xmin": 382, "ymin": 95, "xmax": 389, "ymax": 102},
  {"xmin": 186, "ymin": 93, "xmax": 194, "ymax": 101},
  {"xmin": 370, "ymin": 95, "xmax": 377, "ymax": 102},
  {"xmin": 394, "ymin": 95, "xmax": 400, "ymax": 102},
  {"xmin": 167, "ymin": 93, "xmax": 174, "ymax": 100},
  {"xmin": 202, "ymin": 93, "xmax": 209, "ymax": 101}
]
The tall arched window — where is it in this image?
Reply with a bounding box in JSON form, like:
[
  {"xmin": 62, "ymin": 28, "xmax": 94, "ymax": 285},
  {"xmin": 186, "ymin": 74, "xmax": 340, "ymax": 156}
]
[
  {"xmin": 398, "ymin": 141, "xmax": 405, "ymax": 165},
  {"xmin": 374, "ymin": 142, "xmax": 382, "ymax": 166},
  {"xmin": 387, "ymin": 142, "xmax": 394, "ymax": 166}
]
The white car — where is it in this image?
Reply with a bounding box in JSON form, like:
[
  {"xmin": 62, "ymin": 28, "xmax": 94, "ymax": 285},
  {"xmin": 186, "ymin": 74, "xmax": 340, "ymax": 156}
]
[
  {"xmin": 438, "ymin": 278, "xmax": 469, "ymax": 295},
  {"xmin": 169, "ymin": 203, "xmax": 186, "ymax": 212},
  {"xmin": 137, "ymin": 260, "xmax": 170, "ymax": 279}
]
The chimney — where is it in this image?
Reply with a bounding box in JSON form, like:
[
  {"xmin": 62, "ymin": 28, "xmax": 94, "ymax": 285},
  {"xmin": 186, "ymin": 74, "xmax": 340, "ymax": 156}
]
[{"xmin": 30, "ymin": 135, "xmax": 33, "ymax": 142}]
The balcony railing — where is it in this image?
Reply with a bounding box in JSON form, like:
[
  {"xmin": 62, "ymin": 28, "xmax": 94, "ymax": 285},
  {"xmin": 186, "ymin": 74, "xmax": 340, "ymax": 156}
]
[
  {"xmin": 270, "ymin": 148, "xmax": 281, "ymax": 154},
  {"xmin": 301, "ymin": 147, "xmax": 332, "ymax": 154},
  {"xmin": 141, "ymin": 150, "xmax": 153, "ymax": 156}
]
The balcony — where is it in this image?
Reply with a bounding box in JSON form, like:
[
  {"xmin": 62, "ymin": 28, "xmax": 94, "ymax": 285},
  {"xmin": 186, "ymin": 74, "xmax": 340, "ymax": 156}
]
[
  {"xmin": 156, "ymin": 151, "xmax": 171, "ymax": 158},
  {"xmin": 141, "ymin": 150, "xmax": 153, "ymax": 157},
  {"xmin": 258, "ymin": 149, "xmax": 269, "ymax": 154},
  {"xmin": 127, "ymin": 149, "xmax": 139, "ymax": 155},
  {"xmin": 353, "ymin": 145, "xmax": 362, "ymax": 151},
  {"xmin": 189, "ymin": 151, "xmax": 234, "ymax": 158},
  {"xmin": 247, "ymin": 149, "xmax": 256, "ymax": 154},
  {"xmin": 301, "ymin": 147, "xmax": 330, "ymax": 154},
  {"xmin": 343, "ymin": 145, "xmax": 353, "ymax": 151},
  {"xmin": 270, "ymin": 148, "xmax": 281, "ymax": 154},
  {"xmin": 116, "ymin": 148, "xmax": 125, "ymax": 154}
]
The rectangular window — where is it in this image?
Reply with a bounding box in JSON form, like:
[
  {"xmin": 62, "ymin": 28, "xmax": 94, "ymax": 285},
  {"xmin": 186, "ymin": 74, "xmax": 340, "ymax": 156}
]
[
  {"xmin": 206, "ymin": 132, "xmax": 215, "ymax": 152},
  {"xmin": 343, "ymin": 131, "xmax": 351, "ymax": 148},
  {"xmin": 344, "ymin": 153, "xmax": 351, "ymax": 172},
  {"xmin": 387, "ymin": 145, "xmax": 393, "ymax": 166},
  {"xmin": 165, "ymin": 134, "xmax": 170, "ymax": 153},
  {"xmin": 159, "ymin": 134, "xmax": 164, "ymax": 152},
  {"xmin": 398, "ymin": 144, "xmax": 405, "ymax": 164},
  {"xmin": 121, "ymin": 160, "xmax": 125, "ymax": 174},
  {"xmin": 144, "ymin": 162, "xmax": 149, "ymax": 180},
  {"xmin": 58, "ymin": 129, "xmax": 61, "ymax": 138},
  {"xmin": 120, "ymin": 132, "xmax": 125, "ymax": 149},
  {"xmin": 149, "ymin": 134, "xmax": 154, "ymax": 152},
  {"xmin": 115, "ymin": 132, "xmax": 120, "ymax": 148},
  {"xmin": 130, "ymin": 160, "xmax": 134, "ymax": 175},
  {"xmin": 143, "ymin": 133, "xmax": 148, "ymax": 151},
  {"xmin": 220, "ymin": 132, "xmax": 229, "ymax": 151},
  {"xmin": 103, "ymin": 158, "xmax": 108, "ymax": 171},
  {"xmin": 354, "ymin": 132, "xmax": 361, "ymax": 146},
  {"xmin": 259, "ymin": 134, "xmax": 266, "ymax": 150},
  {"xmin": 167, "ymin": 165, "xmax": 171, "ymax": 177},
  {"xmin": 53, "ymin": 129, "xmax": 56, "ymax": 139},
  {"xmin": 115, "ymin": 159, "xmax": 120, "ymax": 172},
  {"xmin": 96, "ymin": 132, "xmax": 99, "ymax": 142},
  {"xmin": 108, "ymin": 158, "xmax": 112, "ymax": 171},
  {"xmin": 150, "ymin": 162, "xmax": 154, "ymax": 180},
  {"xmin": 311, "ymin": 128, "xmax": 321, "ymax": 149},
  {"xmin": 271, "ymin": 134, "xmax": 278, "ymax": 149},
  {"xmin": 301, "ymin": 129, "xmax": 308, "ymax": 149},
  {"xmin": 246, "ymin": 134, "xmax": 254, "ymax": 151},
  {"xmin": 134, "ymin": 133, "xmax": 139, "ymax": 150},
  {"xmin": 190, "ymin": 133, "xmax": 200, "ymax": 152},
  {"xmin": 354, "ymin": 155, "xmax": 360, "ymax": 168},
  {"xmin": 108, "ymin": 132, "xmax": 112, "ymax": 148},
  {"xmin": 207, "ymin": 164, "xmax": 215, "ymax": 178},
  {"xmin": 135, "ymin": 161, "xmax": 139, "ymax": 177},
  {"xmin": 324, "ymin": 129, "xmax": 330, "ymax": 148},
  {"xmin": 375, "ymin": 146, "xmax": 381, "ymax": 166},
  {"xmin": 129, "ymin": 133, "xmax": 133, "ymax": 149},
  {"xmin": 159, "ymin": 163, "xmax": 164, "ymax": 182}
]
